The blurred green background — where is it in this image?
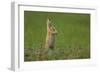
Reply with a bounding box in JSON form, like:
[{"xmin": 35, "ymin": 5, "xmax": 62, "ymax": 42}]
[{"xmin": 24, "ymin": 11, "xmax": 90, "ymax": 61}]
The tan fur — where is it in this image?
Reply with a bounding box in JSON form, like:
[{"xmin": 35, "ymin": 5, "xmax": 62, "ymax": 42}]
[{"xmin": 45, "ymin": 18, "xmax": 57, "ymax": 49}]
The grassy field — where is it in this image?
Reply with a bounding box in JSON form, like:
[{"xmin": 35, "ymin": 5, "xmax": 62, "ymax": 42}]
[{"xmin": 24, "ymin": 11, "xmax": 90, "ymax": 61}]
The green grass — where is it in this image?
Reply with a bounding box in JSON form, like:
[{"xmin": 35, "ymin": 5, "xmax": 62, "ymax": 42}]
[{"xmin": 24, "ymin": 11, "xmax": 90, "ymax": 61}]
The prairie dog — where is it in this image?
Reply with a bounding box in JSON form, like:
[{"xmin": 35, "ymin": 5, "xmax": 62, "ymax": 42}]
[{"xmin": 45, "ymin": 18, "xmax": 57, "ymax": 49}]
